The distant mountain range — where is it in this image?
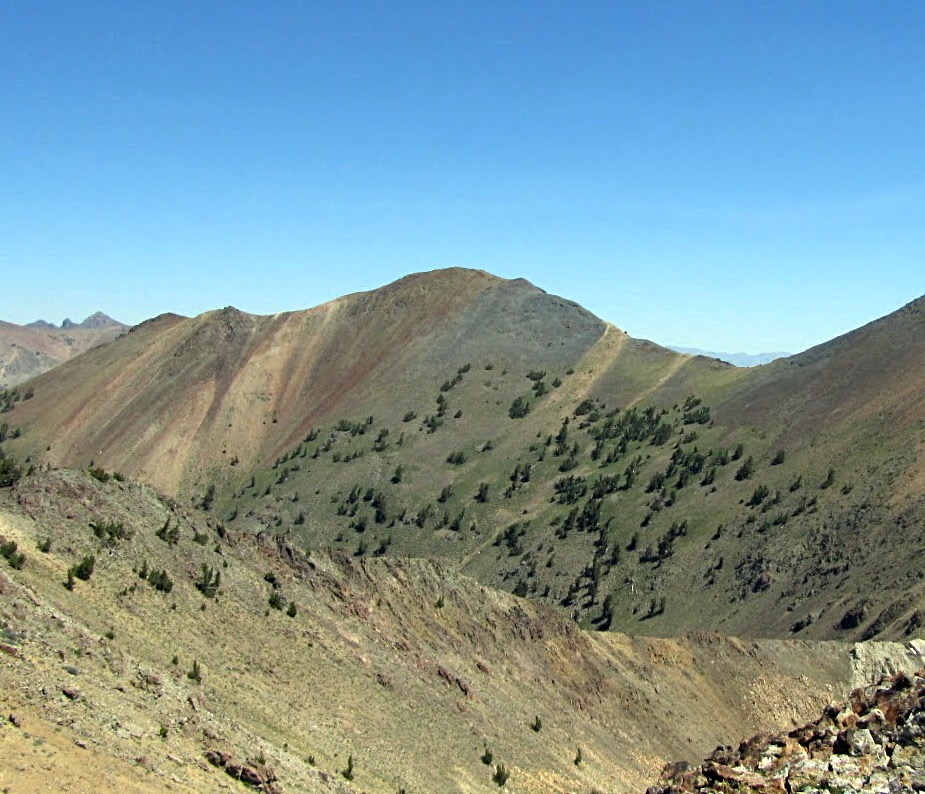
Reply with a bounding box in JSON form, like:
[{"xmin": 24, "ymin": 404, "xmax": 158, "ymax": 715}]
[
  {"xmin": 25, "ymin": 311, "xmax": 124, "ymax": 331},
  {"xmin": 667, "ymin": 345, "xmax": 791, "ymax": 367},
  {"xmin": 0, "ymin": 312, "xmax": 128, "ymax": 388}
]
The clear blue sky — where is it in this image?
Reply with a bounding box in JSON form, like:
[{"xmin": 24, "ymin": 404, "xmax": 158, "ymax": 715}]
[{"xmin": 2, "ymin": 1, "xmax": 923, "ymax": 353}]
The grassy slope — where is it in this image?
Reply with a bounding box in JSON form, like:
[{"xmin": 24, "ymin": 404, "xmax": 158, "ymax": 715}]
[
  {"xmin": 3, "ymin": 469, "xmax": 923, "ymax": 794},
  {"xmin": 211, "ymin": 300, "xmax": 925, "ymax": 642}
]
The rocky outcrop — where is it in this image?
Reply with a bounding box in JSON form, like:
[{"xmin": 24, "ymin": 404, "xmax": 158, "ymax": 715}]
[
  {"xmin": 205, "ymin": 749, "xmax": 280, "ymax": 793},
  {"xmin": 648, "ymin": 669, "xmax": 925, "ymax": 793}
]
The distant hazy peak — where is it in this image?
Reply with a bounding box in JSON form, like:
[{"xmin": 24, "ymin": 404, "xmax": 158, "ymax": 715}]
[
  {"xmin": 27, "ymin": 312, "xmax": 127, "ymax": 331},
  {"xmin": 668, "ymin": 346, "xmax": 790, "ymax": 368}
]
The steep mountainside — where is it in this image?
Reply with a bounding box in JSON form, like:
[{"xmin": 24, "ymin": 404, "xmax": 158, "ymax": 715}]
[
  {"xmin": 3, "ymin": 270, "xmax": 924, "ymax": 646},
  {"xmin": 0, "ymin": 312, "xmax": 128, "ymax": 388},
  {"xmin": 2, "ymin": 468, "xmax": 923, "ymax": 793}
]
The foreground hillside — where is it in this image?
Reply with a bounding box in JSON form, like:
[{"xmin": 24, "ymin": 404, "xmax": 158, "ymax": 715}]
[
  {"xmin": 3, "ymin": 270, "xmax": 924, "ymax": 646},
  {"xmin": 0, "ymin": 313, "xmax": 127, "ymax": 388},
  {"xmin": 2, "ymin": 468, "xmax": 923, "ymax": 793}
]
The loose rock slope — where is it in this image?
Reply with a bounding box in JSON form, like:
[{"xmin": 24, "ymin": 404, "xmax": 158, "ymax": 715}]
[{"xmin": 648, "ymin": 663, "xmax": 925, "ymax": 793}]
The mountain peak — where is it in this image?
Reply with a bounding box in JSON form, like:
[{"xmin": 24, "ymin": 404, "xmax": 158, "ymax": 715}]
[
  {"xmin": 26, "ymin": 312, "xmax": 126, "ymax": 331},
  {"xmin": 77, "ymin": 311, "xmax": 126, "ymax": 329},
  {"xmin": 371, "ymin": 266, "xmax": 516, "ymax": 297}
]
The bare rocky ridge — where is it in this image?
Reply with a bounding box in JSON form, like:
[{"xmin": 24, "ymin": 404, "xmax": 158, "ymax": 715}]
[{"xmin": 648, "ymin": 664, "xmax": 925, "ymax": 793}]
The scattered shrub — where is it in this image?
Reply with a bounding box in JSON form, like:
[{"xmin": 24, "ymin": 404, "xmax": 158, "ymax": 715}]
[
  {"xmin": 72, "ymin": 554, "xmax": 95, "ymax": 581},
  {"xmin": 508, "ymin": 396, "xmax": 531, "ymax": 419},
  {"xmin": 1, "ymin": 539, "xmax": 25, "ymax": 569},
  {"xmin": 196, "ymin": 564, "xmax": 221, "ymax": 598},
  {"xmin": 148, "ymin": 568, "xmax": 174, "ymax": 593},
  {"xmin": 734, "ymin": 456, "xmax": 755, "ymax": 481}
]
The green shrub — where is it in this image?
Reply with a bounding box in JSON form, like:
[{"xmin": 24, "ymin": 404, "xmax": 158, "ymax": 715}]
[
  {"xmin": 196, "ymin": 564, "xmax": 220, "ymax": 598},
  {"xmin": 87, "ymin": 466, "xmax": 110, "ymax": 483},
  {"xmin": 508, "ymin": 396, "xmax": 531, "ymax": 419},
  {"xmin": 148, "ymin": 568, "xmax": 174, "ymax": 593},
  {"xmin": 90, "ymin": 519, "xmax": 132, "ymax": 545},
  {"xmin": 0, "ymin": 447, "xmax": 22, "ymax": 487},
  {"xmin": 72, "ymin": 555, "xmax": 95, "ymax": 581},
  {"xmin": 734, "ymin": 456, "xmax": 754, "ymax": 481}
]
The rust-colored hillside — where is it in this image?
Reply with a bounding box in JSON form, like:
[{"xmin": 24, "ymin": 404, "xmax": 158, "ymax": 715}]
[{"xmin": 5, "ymin": 269, "xmax": 610, "ymax": 493}]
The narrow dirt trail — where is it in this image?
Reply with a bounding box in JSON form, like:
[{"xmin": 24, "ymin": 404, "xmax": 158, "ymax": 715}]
[{"xmin": 626, "ymin": 354, "xmax": 691, "ymax": 409}]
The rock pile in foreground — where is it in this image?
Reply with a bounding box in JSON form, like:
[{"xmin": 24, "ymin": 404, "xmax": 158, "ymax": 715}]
[{"xmin": 647, "ymin": 668, "xmax": 925, "ymax": 793}]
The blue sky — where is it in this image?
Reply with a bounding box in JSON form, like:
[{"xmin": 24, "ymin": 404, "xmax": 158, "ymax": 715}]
[{"xmin": 2, "ymin": 2, "xmax": 922, "ymax": 352}]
